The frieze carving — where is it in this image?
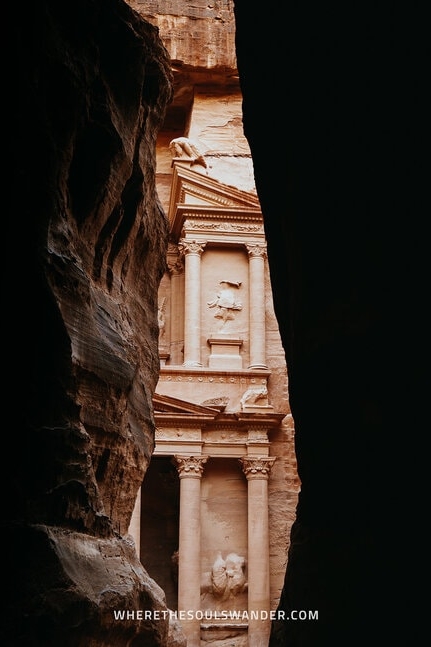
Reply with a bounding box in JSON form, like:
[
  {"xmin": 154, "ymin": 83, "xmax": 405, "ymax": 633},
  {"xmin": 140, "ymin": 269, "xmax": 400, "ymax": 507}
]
[
  {"xmin": 173, "ymin": 455, "xmax": 208, "ymax": 478},
  {"xmin": 159, "ymin": 374, "xmax": 267, "ymax": 385},
  {"xmin": 185, "ymin": 220, "xmax": 263, "ymax": 233},
  {"xmin": 156, "ymin": 429, "xmax": 202, "ymax": 441},
  {"xmin": 239, "ymin": 456, "xmax": 276, "ymax": 479},
  {"xmin": 247, "ymin": 428, "xmax": 269, "ymax": 442}
]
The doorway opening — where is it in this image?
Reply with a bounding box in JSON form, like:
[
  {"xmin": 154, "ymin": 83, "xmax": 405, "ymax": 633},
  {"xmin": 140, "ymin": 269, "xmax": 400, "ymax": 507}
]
[{"xmin": 140, "ymin": 456, "xmax": 180, "ymax": 610}]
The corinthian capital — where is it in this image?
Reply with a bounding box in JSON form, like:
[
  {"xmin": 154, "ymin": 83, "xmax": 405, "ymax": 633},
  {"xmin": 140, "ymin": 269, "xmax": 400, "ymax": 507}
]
[
  {"xmin": 239, "ymin": 456, "xmax": 276, "ymax": 480},
  {"xmin": 178, "ymin": 239, "xmax": 206, "ymax": 257},
  {"xmin": 173, "ymin": 455, "xmax": 208, "ymax": 478},
  {"xmin": 245, "ymin": 243, "xmax": 267, "ymax": 259}
]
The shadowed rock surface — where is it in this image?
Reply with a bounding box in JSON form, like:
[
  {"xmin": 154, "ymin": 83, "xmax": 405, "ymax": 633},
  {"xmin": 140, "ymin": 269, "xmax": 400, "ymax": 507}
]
[
  {"xmin": 6, "ymin": 1, "xmax": 174, "ymax": 645},
  {"xmin": 234, "ymin": 2, "xmax": 428, "ymax": 644}
]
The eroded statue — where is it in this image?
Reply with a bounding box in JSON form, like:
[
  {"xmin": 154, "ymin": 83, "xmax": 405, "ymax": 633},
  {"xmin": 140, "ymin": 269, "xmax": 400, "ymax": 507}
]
[{"xmin": 201, "ymin": 551, "xmax": 247, "ymax": 601}]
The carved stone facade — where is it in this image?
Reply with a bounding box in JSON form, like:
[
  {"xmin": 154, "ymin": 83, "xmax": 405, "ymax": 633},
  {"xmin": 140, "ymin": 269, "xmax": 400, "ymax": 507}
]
[
  {"xmin": 128, "ymin": 109, "xmax": 299, "ymax": 645},
  {"xmin": 122, "ymin": 9, "xmax": 299, "ymax": 644}
]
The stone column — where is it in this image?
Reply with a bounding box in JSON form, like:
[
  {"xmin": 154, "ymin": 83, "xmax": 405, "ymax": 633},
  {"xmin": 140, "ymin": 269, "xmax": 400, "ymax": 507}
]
[
  {"xmin": 167, "ymin": 249, "xmax": 184, "ymax": 365},
  {"xmin": 240, "ymin": 456, "xmax": 276, "ymax": 647},
  {"xmin": 173, "ymin": 455, "xmax": 208, "ymax": 647},
  {"xmin": 246, "ymin": 243, "xmax": 268, "ymax": 369},
  {"xmin": 127, "ymin": 487, "xmax": 141, "ymax": 558},
  {"xmin": 178, "ymin": 239, "xmax": 206, "ymax": 367}
]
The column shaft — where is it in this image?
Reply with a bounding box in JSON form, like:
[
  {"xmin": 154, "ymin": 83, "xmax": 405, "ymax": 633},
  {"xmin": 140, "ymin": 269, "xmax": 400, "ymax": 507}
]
[
  {"xmin": 127, "ymin": 487, "xmax": 141, "ymax": 559},
  {"xmin": 179, "ymin": 240, "xmax": 205, "ymax": 366},
  {"xmin": 240, "ymin": 456, "xmax": 275, "ymax": 647},
  {"xmin": 174, "ymin": 455, "xmax": 207, "ymax": 647},
  {"xmin": 168, "ymin": 257, "xmax": 184, "ymax": 365},
  {"xmin": 247, "ymin": 244, "xmax": 267, "ymax": 369}
]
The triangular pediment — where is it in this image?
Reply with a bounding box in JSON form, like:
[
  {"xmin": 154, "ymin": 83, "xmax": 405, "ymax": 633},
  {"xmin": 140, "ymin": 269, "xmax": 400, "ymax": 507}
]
[
  {"xmin": 153, "ymin": 392, "xmax": 223, "ymax": 416},
  {"xmin": 167, "ymin": 163, "xmax": 262, "ymax": 238}
]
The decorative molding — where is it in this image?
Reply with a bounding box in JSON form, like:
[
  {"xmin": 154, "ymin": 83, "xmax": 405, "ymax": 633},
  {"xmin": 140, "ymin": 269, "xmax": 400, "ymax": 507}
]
[
  {"xmin": 186, "ymin": 219, "xmax": 263, "ymax": 233},
  {"xmin": 158, "ymin": 371, "xmax": 269, "ymax": 384}
]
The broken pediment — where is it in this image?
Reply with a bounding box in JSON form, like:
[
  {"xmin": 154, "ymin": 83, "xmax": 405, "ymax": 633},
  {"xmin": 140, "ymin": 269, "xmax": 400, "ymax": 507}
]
[{"xmin": 153, "ymin": 392, "xmax": 222, "ymax": 417}]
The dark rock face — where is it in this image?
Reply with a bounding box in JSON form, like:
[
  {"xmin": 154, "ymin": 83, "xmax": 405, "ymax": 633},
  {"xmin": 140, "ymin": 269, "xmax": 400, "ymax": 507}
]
[
  {"xmin": 6, "ymin": 1, "xmax": 174, "ymax": 645},
  {"xmin": 234, "ymin": 1, "xmax": 428, "ymax": 644}
]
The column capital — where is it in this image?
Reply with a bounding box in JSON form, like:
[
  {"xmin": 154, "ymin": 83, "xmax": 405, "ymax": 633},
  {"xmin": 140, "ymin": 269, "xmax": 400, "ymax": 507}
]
[
  {"xmin": 178, "ymin": 239, "xmax": 206, "ymax": 257},
  {"xmin": 167, "ymin": 258, "xmax": 184, "ymax": 276},
  {"xmin": 246, "ymin": 242, "xmax": 267, "ymax": 258},
  {"xmin": 173, "ymin": 455, "xmax": 208, "ymax": 478},
  {"xmin": 239, "ymin": 456, "xmax": 276, "ymax": 480}
]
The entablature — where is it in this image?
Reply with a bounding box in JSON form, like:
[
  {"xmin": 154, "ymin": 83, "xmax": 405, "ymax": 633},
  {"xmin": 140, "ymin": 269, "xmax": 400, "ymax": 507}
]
[
  {"xmin": 154, "ymin": 391, "xmax": 286, "ymax": 458},
  {"xmin": 172, "ymin": 206, "xmax": 264, "ymax": 244}
]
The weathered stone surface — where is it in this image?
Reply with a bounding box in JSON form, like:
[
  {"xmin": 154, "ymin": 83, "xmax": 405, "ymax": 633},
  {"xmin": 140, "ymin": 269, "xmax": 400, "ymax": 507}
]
[
  {"xmin": 10, "ymin": 524, "xmax": 169, "ymax": 646},
  {"xmin": 130, "ymin": 0, "xmax": 237, "ymax": 72},
  {"xmin": 6, "ymin": 0, "xmax": 175, "ymax": 645}
]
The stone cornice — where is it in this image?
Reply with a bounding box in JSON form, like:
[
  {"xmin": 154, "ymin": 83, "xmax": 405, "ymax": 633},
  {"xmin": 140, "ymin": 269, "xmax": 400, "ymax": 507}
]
[
  {"xmin": 178, "ymin": 205, "xmax": 261, "ymax": 219},
  {"xmin": 155, "ymin": 409, "xmax": 286, "ymax": 429}
]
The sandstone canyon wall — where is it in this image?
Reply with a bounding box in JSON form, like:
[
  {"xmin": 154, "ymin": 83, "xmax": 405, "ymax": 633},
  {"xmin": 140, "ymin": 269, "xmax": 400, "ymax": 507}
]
[{"xmin": 6, "ymin": 1, "xmax": 176, "ymax": 645}]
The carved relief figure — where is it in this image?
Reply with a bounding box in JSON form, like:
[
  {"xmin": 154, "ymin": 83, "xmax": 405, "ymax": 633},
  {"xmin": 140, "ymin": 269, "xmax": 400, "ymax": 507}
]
[
  {"xmin": 169, "ymin": 136, "xmax": 207, "ymax": 168},
  {"xmin": 200, "ymin": 396, "xmax": 229, "ymax": 411},
  {"xmin": 158, "ymin": 297, "xmax": 166, "ymax": 339},
  {"xmin": 211, "ymin": 551, "xmax": 247, "ymax": 600},
  {"xmin": 240, "ymin": 385, "xmax": 268, "ymax": 409},
  {"xmin": 207, "ymin": 280, "xmax": 242, "ymax": 327},
  {"xmin": 201, "ymin": 551, "xmax": 247, "ymax": 601}
]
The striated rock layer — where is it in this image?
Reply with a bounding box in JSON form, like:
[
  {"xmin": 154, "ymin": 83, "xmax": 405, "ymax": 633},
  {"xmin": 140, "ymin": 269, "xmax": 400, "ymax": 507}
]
[{"xmin": 5, "ymin": 1, "xmax": 175, "ymax": 645}]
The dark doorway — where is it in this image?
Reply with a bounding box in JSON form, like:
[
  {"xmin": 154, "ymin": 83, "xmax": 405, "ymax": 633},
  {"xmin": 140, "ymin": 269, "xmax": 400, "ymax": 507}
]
[{"xmin": 140, "ymin": 456, "xmax": 180, "ymax": 610}]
